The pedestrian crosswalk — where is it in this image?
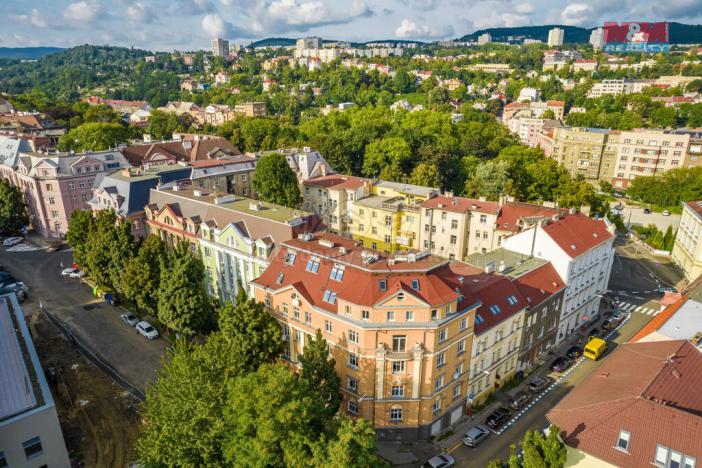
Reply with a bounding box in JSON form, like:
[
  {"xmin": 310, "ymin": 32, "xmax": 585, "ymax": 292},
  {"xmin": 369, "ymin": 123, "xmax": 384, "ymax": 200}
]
[
  {"xmin": 616, "ymin": 301, "xmax": 661, "ymax": 316},
  {"xmin": 5, "ymin": 243, "xmax": 40, "ymax": 252}
]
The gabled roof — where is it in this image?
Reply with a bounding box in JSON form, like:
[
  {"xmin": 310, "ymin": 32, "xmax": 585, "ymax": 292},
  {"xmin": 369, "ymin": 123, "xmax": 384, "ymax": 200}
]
[
  {"xmin": 513, "ymin": 262, "xmax": 565, "ymax": 307},
  {"xmin": 421, "ymin": 195, "xmax": 500, "ymax": 215},
  {"xmin": 541, "ymin": 213, "xmax": 613, "ymax": 258},
  {"xmin": 496, "ymin": 202, "xmax": 566, "ymax": 234},
  {"xmin": 303, "ymin": 174, "xmax": 368, "ymax": 190},
  {"xmin": 547, "ymin": 340, "xmax": 702, "ymax": 468}
]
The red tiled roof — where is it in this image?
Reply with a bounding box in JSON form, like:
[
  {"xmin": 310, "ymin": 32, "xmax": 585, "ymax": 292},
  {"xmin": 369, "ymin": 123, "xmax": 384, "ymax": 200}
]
[
  {"xmin": 546, "ymin": 100, "xmax": 565, "ymax": 106},
  {"xmin": 575, "ymin": 59, "xmax": 597, "ymax": 63},
  {"xmin": 495, "ymin": 202, "xmax": 566, "ymax": 234},
  {"xmin": 513, "ymin": 263, "xmax": 564, "ymax": 307},
  {"xmin": 303, "ymin": 174, "xmax": 368, "ymax": 190},
  {"xmin": 547, "ymin": 340, "xmax": 702, "ymax": 468},
  {"xmin": 541, "ymin": 213, "xmax": 613, "ymax": 258},
  {"xmin": 187, "ymin": 155, "xmax": 256, "ymax": 167},
  {"xmin": 421, "ymin": 195, "xmax": 500, "ymax": 214},
  {"xmin": 685, "ymin": 200, "xmax": 702, "ymax": 220}
]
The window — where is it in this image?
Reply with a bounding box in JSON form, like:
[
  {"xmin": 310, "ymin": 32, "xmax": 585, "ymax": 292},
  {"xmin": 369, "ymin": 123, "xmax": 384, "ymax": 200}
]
[
  {"xmin": 45, "ymin": 183, "xmax": 53, "ymax": 191},
  {"xmin": 437, "ymin": 352, "xmax": 446, "ymax": 367},
  {"xmin": 371, "ymin": 226, "xmax": 378, "ymax": 234},
  {"xmin": 480, "ymin": 214, "xmax": 487, "ymax": 223},
  {"xmin": 293, "ymin": 306, "xmax": 300, "ymax": 319},
  {"xmin": 79, "ymin": 181, "xmax": 86, "ymax": 188},
  {"xmin": 264, "ymin": 295, "xmax": 272, "ymax": 307},
  {"xmin": 392, "ymin": 335, "xmax": 406, "ymax": 352},
  {"xmin": 68, "ymin": 182, "xmax": 75, "ymax": 190},
  {"xmin": 432, "ymin": 397, "xmax": 442, "ymax": 413},
  {"xmin": 431, "ymin": 309, "xmax": 438, "ymax": 320},
  {"xmin": 654, "ymin": 445, "xmax": 696, "ymax": 468},
  {"xmin": 322, "ymin": 290, "xmax": 337, "ymax": 304},
  {"xmin": 330, "ymin": 264, "xmax": 344, "ymax": 281},
  {"xmin": 344, "ymin": 305, "xmax": 352, "ymax": 316},
  {"xmin": 507, "ymin": 295, "xmax": 518, "ymax": 305},
  {"xmin": 453, "ymin": 384, "xmax": 461, "ymax": 399},
  {"xmin": 457, "ymin": 339, "xmax": 465, "ymax": 354},
  {"xmin": 305, "ymin": 257, "xmax": 320, "ymax": 273},
  {"xmin": 405, "ymin": 311, "xmax": 414, "ymax": 321},
  {"xmin": 48, "ymin": 196, "xmax": 55, "ymax": 205},
  {"xmin": 282, "ymin": 303, "xmax": 288, "ymax": 315},
  {"xmin": 392, "ymin": 361, "xmax": 405, "ymax": 373},
  {"xmin": 390, "ymin": 407, "xmax": 403, "ymax": 421},
  {"xmin": 616, "ymin": 430, "xmax": 630, "ymax": 452},
  {"xmin": 411, "ymin": 279, "xmax": 420, "ymax": 290},
  {"xmin": 325, "ymin": 320, "xmax": 332, "ymax": 333},
  {"xmin": 460, "ymin": 318, "xmax": 467, "ymax": 331},
  {"xmin": 387, "ymin": 311, "xmax": 395, "ymax": 322},
  {"xmin": 276, "ymin": 272, "xmax": 284, "ymax": 284},
  {"xmin": 304, "ymin": 311, "xmax": 312, "ymax": 323},
  {"xmin": 349, "ymin": 329, "xmax": 359, "ymax": 343},
  {"xmin": 348, "ymin": 377, "xmax": 358, "ymax": 392},
  {"xmin": 450, "ymin": 235, "xmax": 457, "ymax": 245},
  {"xmin": 51, "ymin": 210, "xmax": 59, "ymax": 218},
  {"xmin": 391, "ymin": 385, "xmax": 404, "ymax": 397},
  {"xmin": 439, "ymin": 328, "xmax": 447, "ymax": 343},
  {"xmin": 379, "ymin": 279, "xmax": 387, "ymax": 291},
  {"xmin": 489, "ymin": 304, "xmax": 501, "ymax": 315},
  {"xmin": 285, "ymin": 250, "xmax": 297, "ymax": 265},
  {"xmin": 348, "ymin": 353, "xmax": 359, "ymax": 368},
  {"xmin": 362, "ymin": 309, "xmax": 370, "ymax": 320},
  {"xmin": 435, "ymin": 375, "xmax": 444, "ymax": 390},
  {"xmin": 348, "ymin": 400, "xmax": 358, "ymax": 415},
  {"xmin": 23, "ymin": 437, "xmax": 43, "ymax": 460},
  {"xmin": 476, "ymin": 313, "xmax": 484, "ymax": 325}
]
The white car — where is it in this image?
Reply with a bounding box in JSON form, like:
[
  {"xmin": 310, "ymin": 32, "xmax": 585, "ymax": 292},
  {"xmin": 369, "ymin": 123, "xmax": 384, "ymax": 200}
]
[
  {"xmin": 69, "ymin": 269, "xmax": 86, "ymax": 279},
  {"xmin": 136, "ymin": 321, "xmax": 159, "ymax": 340},
  {"xmin": 662, "ymin": 210, "xmax": 671, "ymax": 216},
  {"xmin": 61, "ymin": 268, "xmax": 77, "ymax": 277},
  {"xmin": 3, "ymin": 237, "xmax": 23, "ymax": 247},
  {"xmin": 120, "ymin": 312, "xmax": 139, "ymax": 327}
]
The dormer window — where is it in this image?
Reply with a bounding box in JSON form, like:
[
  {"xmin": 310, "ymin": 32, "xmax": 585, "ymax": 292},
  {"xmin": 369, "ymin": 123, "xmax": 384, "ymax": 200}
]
[
  {"xmin": 322, "ymin": 290, "xmax": 337, "ymax": 304},
  {"xmin": 489, "ymin": 304, "xmax": 501, "ymax": 315},
  {"xmin": 615, "ymin": 430, "xmax": 630, "ymax": 453},
  {"xmin": 507, "ymin": 295, "xmax": 518, "ymax": 305},
  {"xmin": 305, "ymin": 256, "xmax": 320, "ymax": 273},
  {"xmin": 379, "ymin": 279, "xmax": 387, "ymax": 291},
  {"xmin": 284, "ymin": 250, "xmax": 297, "ymax": 265},
  {"xmin": 330, "ymin": 264, "xmax": 344, "ymax": 281},
  {"xmin": 411, "ymin": 279, "xmax": 420, "ymax": 291}
]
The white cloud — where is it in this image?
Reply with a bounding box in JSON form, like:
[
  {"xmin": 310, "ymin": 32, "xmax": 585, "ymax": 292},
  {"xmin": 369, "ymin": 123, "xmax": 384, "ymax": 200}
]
[
  {"xmin": 13, "ymin": 9, "xmax": 48, "ymax": 28},
  {"xmin": 63, "ymin": 1, "xmax": 102, "ymax": 22},
  {"xmin": 126, "ymin": 2, "xmax": 157, "ymax": 23},
  {"xmin": 560, "ymin": 3, "xmax": 593, "ymax": 26},
  {"xmin": 397, "ymin": 0, "xmax": 443, "ymax": 12},
  {"xmin": 395, "ymin": 18, "xmax": 453, "ymax": 38},
  {"xmin": 202, "ymin": 13, "xmax": 235, "ymax": 38},
  {"xmin": 474, "ymin": 12, "xmax": 532, "ymax": 29},
  {"xmin": 515, "ymin": 2, "xmax": 534, "ymax": 14}
]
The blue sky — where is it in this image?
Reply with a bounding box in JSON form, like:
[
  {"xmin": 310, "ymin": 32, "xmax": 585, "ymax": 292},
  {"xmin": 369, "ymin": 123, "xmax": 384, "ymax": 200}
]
[{"xmin": 2, "ymin": 0, "xmax": 701, "ymax": 51}]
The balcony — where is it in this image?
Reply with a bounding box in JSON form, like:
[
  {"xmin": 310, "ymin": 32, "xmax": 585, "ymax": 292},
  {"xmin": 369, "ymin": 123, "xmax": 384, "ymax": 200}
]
[{"xmin": 387, "ymin": 350, "xmax": 412, "ymax": 360}]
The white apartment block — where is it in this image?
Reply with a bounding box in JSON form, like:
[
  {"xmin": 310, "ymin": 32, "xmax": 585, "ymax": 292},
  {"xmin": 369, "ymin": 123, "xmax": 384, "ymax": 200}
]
[
  {"xmin": 587, "ymin": 79, "xmax": 655, "ymax": 98},
  {"xmin": 211, "ymin": 38, "xmax": 229, "ymax": 58},
  {"xmin": 548, "ymin": 28, "xmax": 564, "ymax": 47},
  {"xmin": 589, "ymin": 28, "xmax": 605, "ymax": 50},
  {"xmin": 671, "ymin": 201, "xmax": 702, "ymax": 282},
  {"xmin": 303, "ymin": 174, "xmax": 372, "ymax": 237},
  {"xmin": 477, "ymin": 33, "xmax": 492, "ymax": 45},
  {"xmin": 502, "ymin": 214, "xmax": 615, "ymax": 345}
]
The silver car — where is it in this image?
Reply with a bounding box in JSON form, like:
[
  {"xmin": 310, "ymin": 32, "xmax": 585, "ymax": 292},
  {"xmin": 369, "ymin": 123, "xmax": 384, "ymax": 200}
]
[
  {"xmin": 463, "ymin": 424, "xmax": 490, "ymax": 447},
  {"xmin": 423, "ymin": 454, "xmax": 455, "ymax": 468},
  {"xmin": 120, "ymin": 312, "xmax": 139, "ymax": 327}
]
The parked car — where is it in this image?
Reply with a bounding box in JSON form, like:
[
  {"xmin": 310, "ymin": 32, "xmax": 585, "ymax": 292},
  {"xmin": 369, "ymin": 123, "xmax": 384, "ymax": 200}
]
[
  {"xmin": 550, "ymin": 357, "xmax": 571, "ymax": 373},
  {"xmin": 662, "ymin": 210, "xmax": 671, "ymax": 216},
  {"xmin": 602, "ymin": 319, "xmax": 615, "ymax": 332},
  {"xmin": 566, "ymin": 345, "xmax": 582, "ymax": 359},
  {"xmin": 2, "ymin": 237, "xmax": 23, "ymax": 247},
  {"xmin": 61, "ymin": 268, "xmax": 78, "ymax": 277},
  {"xmin": 485, "ymin": 407, "xmax": 511, "ymax": 431},
  {"xmin": 527, "ymin": 376, "xmax": 551, "ymax": 394},
  {"xmin": 136, "ymin": 321, "xmax": 159, "ymax": 340},
  {"xmin": 69, "ymin": 269, "xmax": 85, "ymax": 279},
  {"xmin": 643, "ymin": 208, "xmax": 651, "ymax": 214},
  {"xmin": 590, "ymin": 327, "xmax": 603, "ymax": 338},
  {"xmin": 422, "ymin": 454, "xmax": 455, "ymax": 468},
  {"xmin": 509, "ymin": 391, "xmax": 531, "ymax": 410},
  {"xmin": 463, "ymin": 425, "xmax": 490, "ymax": 447},
  {"xmin": 120, "ymin": 312, "xmax": 139, "ymax": 327}
]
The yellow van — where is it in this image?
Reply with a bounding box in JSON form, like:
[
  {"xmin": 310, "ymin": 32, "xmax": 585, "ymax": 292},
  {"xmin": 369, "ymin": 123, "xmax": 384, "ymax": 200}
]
[{"xmin": 583, "ymin": 337, "xmax": 607, "ymax": 360}]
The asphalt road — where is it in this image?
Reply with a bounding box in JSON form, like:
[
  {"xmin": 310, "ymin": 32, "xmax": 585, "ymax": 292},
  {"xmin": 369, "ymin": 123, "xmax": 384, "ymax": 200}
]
[
  {"xmin": 448, "ymin": 302, "xmax": 655, "ymax": 467},
  {"xmin": 0, "ymin": 243, "xmax": 166, "ymax": 390}
]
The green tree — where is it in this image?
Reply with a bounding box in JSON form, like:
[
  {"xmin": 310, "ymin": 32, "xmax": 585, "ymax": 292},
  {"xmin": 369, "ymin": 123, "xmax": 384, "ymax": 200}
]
[
  {"xmin": 465, "ymin": 159, "xmax": 510, "ymax": 200},
  {"xmin": 146, "ymin": 109, "xmax": 192, "ymax": 140},
  {"xmin": 312, "ymin": 417, "xmax": 387, "ymax": 467},
  {"xmin": 135, "ymin": 339, "xmax": 230, "ymax": 466},
  {"xmin": 217, "ymin": 296, "xmax": 284, "ymax": 375},
  {"xmin": 0, "ymin": 180, "xmax": 28, "ymax": 236},
  {"xmin": 542, "ymin": 425, "xmax": 567, "ymax": 468},
  {"xmin": 222, "ymin": 363, "xmax": 322, "ymax": 466},
  {"xmin": 299, "ymin": 329, "xmax": 341, "ymax": 423},
  {"xmin": 120, "ymin": 235, "xmax": 166, "ymax": 315},
  {"xmin": 409, "ymin": 162, "xmax": 442, "ymax": 188},
  {"xmin": 252, "ymin": 152, "xmax": 301, "ymax": 208},
  {"xmin": 57, "ymin": 122, "xmax": 129, "ymax": 152},
  {"xmin": 363, "ymin": 137, "xmax": 413, "ymax": 178},
  {"xmin": 663, "ymin": 225, "xmax": 675, "ymax": 251},
  {"xmin": 157, "ymin": 243, "xmax": 211, "ymax": 336},
  {"xmin": 523, "ymin": 430, "xmax": 548, "ymax": 468},
  {"xmin": 540, "ymin": 109, "xmax": 556, "ymax": 119},
  {"xmin": 83, "ymin": 210, "xmax": 118, "ymax": 286},
  {"xmin": 66, "ymin": 209, "xmax": 94, "ymax": 267},
  {"xmin": 108, "ymin": 220, "xmax": 137, "ymax": 293}
]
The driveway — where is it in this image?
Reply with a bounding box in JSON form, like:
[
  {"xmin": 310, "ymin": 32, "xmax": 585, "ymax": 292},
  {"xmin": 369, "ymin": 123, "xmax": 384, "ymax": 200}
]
[
  {"xmin": 0, "ymin": 244, "xmax": 166, "ymax": 391},
  {"xmin": 609, "ymin": 201, "xmax": 680, "ymax": 230}
]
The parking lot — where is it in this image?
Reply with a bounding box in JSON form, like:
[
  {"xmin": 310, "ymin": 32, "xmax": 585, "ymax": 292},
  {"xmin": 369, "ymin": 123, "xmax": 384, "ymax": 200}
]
[{"xmin": 0, "ymin": 241, "xmax": 166, "ymax": 391}]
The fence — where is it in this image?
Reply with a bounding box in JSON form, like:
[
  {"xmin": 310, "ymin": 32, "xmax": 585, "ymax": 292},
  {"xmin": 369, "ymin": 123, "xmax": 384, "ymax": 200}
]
[{"xmin": 40, "ymin": 303, "xmax": 146, "ymax": 401}]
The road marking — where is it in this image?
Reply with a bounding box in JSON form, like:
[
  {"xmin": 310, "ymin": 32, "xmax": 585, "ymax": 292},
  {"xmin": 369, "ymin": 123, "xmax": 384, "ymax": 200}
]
[{"xmin": 4, "ymin": 243, "xmax": 40, "ymax": 252}]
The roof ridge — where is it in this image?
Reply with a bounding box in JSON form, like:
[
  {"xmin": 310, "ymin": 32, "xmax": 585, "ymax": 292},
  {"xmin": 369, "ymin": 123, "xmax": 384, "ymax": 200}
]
[{"xmin": 636, "ymin": 341, "xmax": 688, "ymax": 397}]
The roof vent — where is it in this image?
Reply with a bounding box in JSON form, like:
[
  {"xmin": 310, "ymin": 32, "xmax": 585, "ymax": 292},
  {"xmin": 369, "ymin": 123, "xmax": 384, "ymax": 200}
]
[
  {"xmin": 471, "ymin": 204, "xmax": 477, "ymax": 210},
  {"xmin": 672, "ymin": 369, "xmax": 682, "ymax": 380},
  {"xmin": 249, "ymin": 202, "xmax": 263, "ymax": 211},
  {"xmin": 298, "ymin": 232, "xmax": 314, "ymax": 241},
  {"xmin": 570, "ymin": 244, "xmax": 577, "ymax": 250},
  {"xmin": 552, "ymin": 214, "xmax": 560, "ymax": 221},
  {"xmin": 193, "ymin": 190, "xmax": 203, "ymax": 197},
  {"xmin": 214, "ymin": 195, "xmax": 236, "ymax": 205},
  {"xmin": 319, "ymin": 238, "xmax": 335, "ymax": 248},
  {"xmin": 552, "ymin": 282, "xmax": 558, "ymax": 287},
  {"xmin": 339, "ymin": 247, "xmax": 348, "ymax": 255},
  {"xmin": 484, "ymin": 261, "xmax": 495, "ymax": 274},
  {"xmin": 593, "ymin": 233, "xmax": 598, "ymax": 238},
  {"xmin": 438, "ymin": 203, "xmax": 444, "ymax": 208},
  {"xmin": 458, "ymin": 276, "xmax": 464, "ymax": 284}
]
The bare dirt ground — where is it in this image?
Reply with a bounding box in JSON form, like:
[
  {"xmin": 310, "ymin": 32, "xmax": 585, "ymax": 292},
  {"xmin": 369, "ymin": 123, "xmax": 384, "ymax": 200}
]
[{"xmin": 28, "ymin": 311, "xmax": 142, "ymax": 468}]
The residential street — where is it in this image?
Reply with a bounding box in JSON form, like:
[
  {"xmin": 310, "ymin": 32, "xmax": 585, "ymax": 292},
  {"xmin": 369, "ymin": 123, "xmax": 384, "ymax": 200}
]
[
  {"xmin": 608, "ymin": 201, "xmax": 681, "ymax": 230},
  {"xmin": 0, "ymin": 243, "xmax": 166, "ymax": 391}
]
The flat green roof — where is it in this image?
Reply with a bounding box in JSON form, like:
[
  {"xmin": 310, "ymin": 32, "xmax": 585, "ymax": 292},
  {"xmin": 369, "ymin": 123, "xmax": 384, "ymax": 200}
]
[
  {"xmin": 109, "ymin": 164, "xmax": 188, "ymax": 182},
  {"xmin": 465, "ymin": 248, "xmax": 546, "ymax": 279}
]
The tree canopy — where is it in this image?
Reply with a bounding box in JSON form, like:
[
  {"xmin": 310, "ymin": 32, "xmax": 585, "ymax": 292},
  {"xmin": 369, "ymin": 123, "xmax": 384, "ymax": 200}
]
[
  {"xmin": 0, "ymin": 180, "xmax": 28, "ymax": 236},
  {"xmin": 252, "ymin": 152, "xmax": 301, "ymax": 208}
]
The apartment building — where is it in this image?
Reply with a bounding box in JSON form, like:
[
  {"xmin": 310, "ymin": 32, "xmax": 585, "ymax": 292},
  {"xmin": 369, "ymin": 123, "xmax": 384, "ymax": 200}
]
[
  {"xmin": 0, "ymin": 294, "xmax": 70, "ymax": 468},
  {"xmin": 671, "ymin": 200, "xmax": 702, "ymax": 281},
  {"xmin": 145, "ymin": 185, "xmax": 322, "ymax": 299},
  {"xmin": 188, "ymin": 156, "xmax": 257, "ymax": 197},
  {"xmin": 572, "ymin": 59, "xmax": 597, "ymax": 72},
  {"xmin": 547, "ymin": 28, "xmax": 564, "ymax": 47},
  {"xmin": 502, "ymin": 101, "xmax": 564, "ymax": 147},
  {"xmin": 352, "ymin": 181, "xmax": 439, "ymax": 253},
  {"xmin": 302, "ymin": 174, "xmax": 372, "ymax": 237},
  {"xmin": 252, "ymin": 232, "xmax": 499, "ymax": 440},
  {"xmin": 466, "ymin": 250, "xmax": 566, "ymax": 370},
  {"xmin": 419, "ymin": 195, "xmax": 500, "ymax": 259},
  {"xmin": 493, "ymin": 202, "xmax": 567, "ymax": 250},
  {"xmin": 503, "ymin": 213, "xmax": 614, "ymax": 345},
  {"xmin": 121, "ymin": 134, "xmax": 242, "ymax": 166},
  {"xmin": 547, "ymin": 126, "xmax": 616, "ymax": 183},
  {"xmin": 610, "ymin": 130, "xmax": 691, "ymax": 189},
  {"xmin": 233, "ymin": 101, "xmax": 267, "ymax": 117},
  {"xmin": 270, "ymin": 147, "xmax": 335, "ymax": 184},
  {"xmin": 0, "ymin": 139, "xmax": 130, "ymax": 237},
  {"xmin": 466, "ymin": 64, "xmax": 513, "ymax": 74},
  {"xmin": 587, "ymin": 79, "xmax": 655, "ymax": 98},
  {"xmin": 211, "ymin": 37, "xmax": 229, "ymax": 58}
]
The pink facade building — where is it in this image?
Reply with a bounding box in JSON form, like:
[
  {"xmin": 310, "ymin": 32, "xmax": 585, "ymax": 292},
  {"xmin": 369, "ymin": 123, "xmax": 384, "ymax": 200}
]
[{"xmin": 0, "ymin": 137, "xmax": 129, "ymax": 238}]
